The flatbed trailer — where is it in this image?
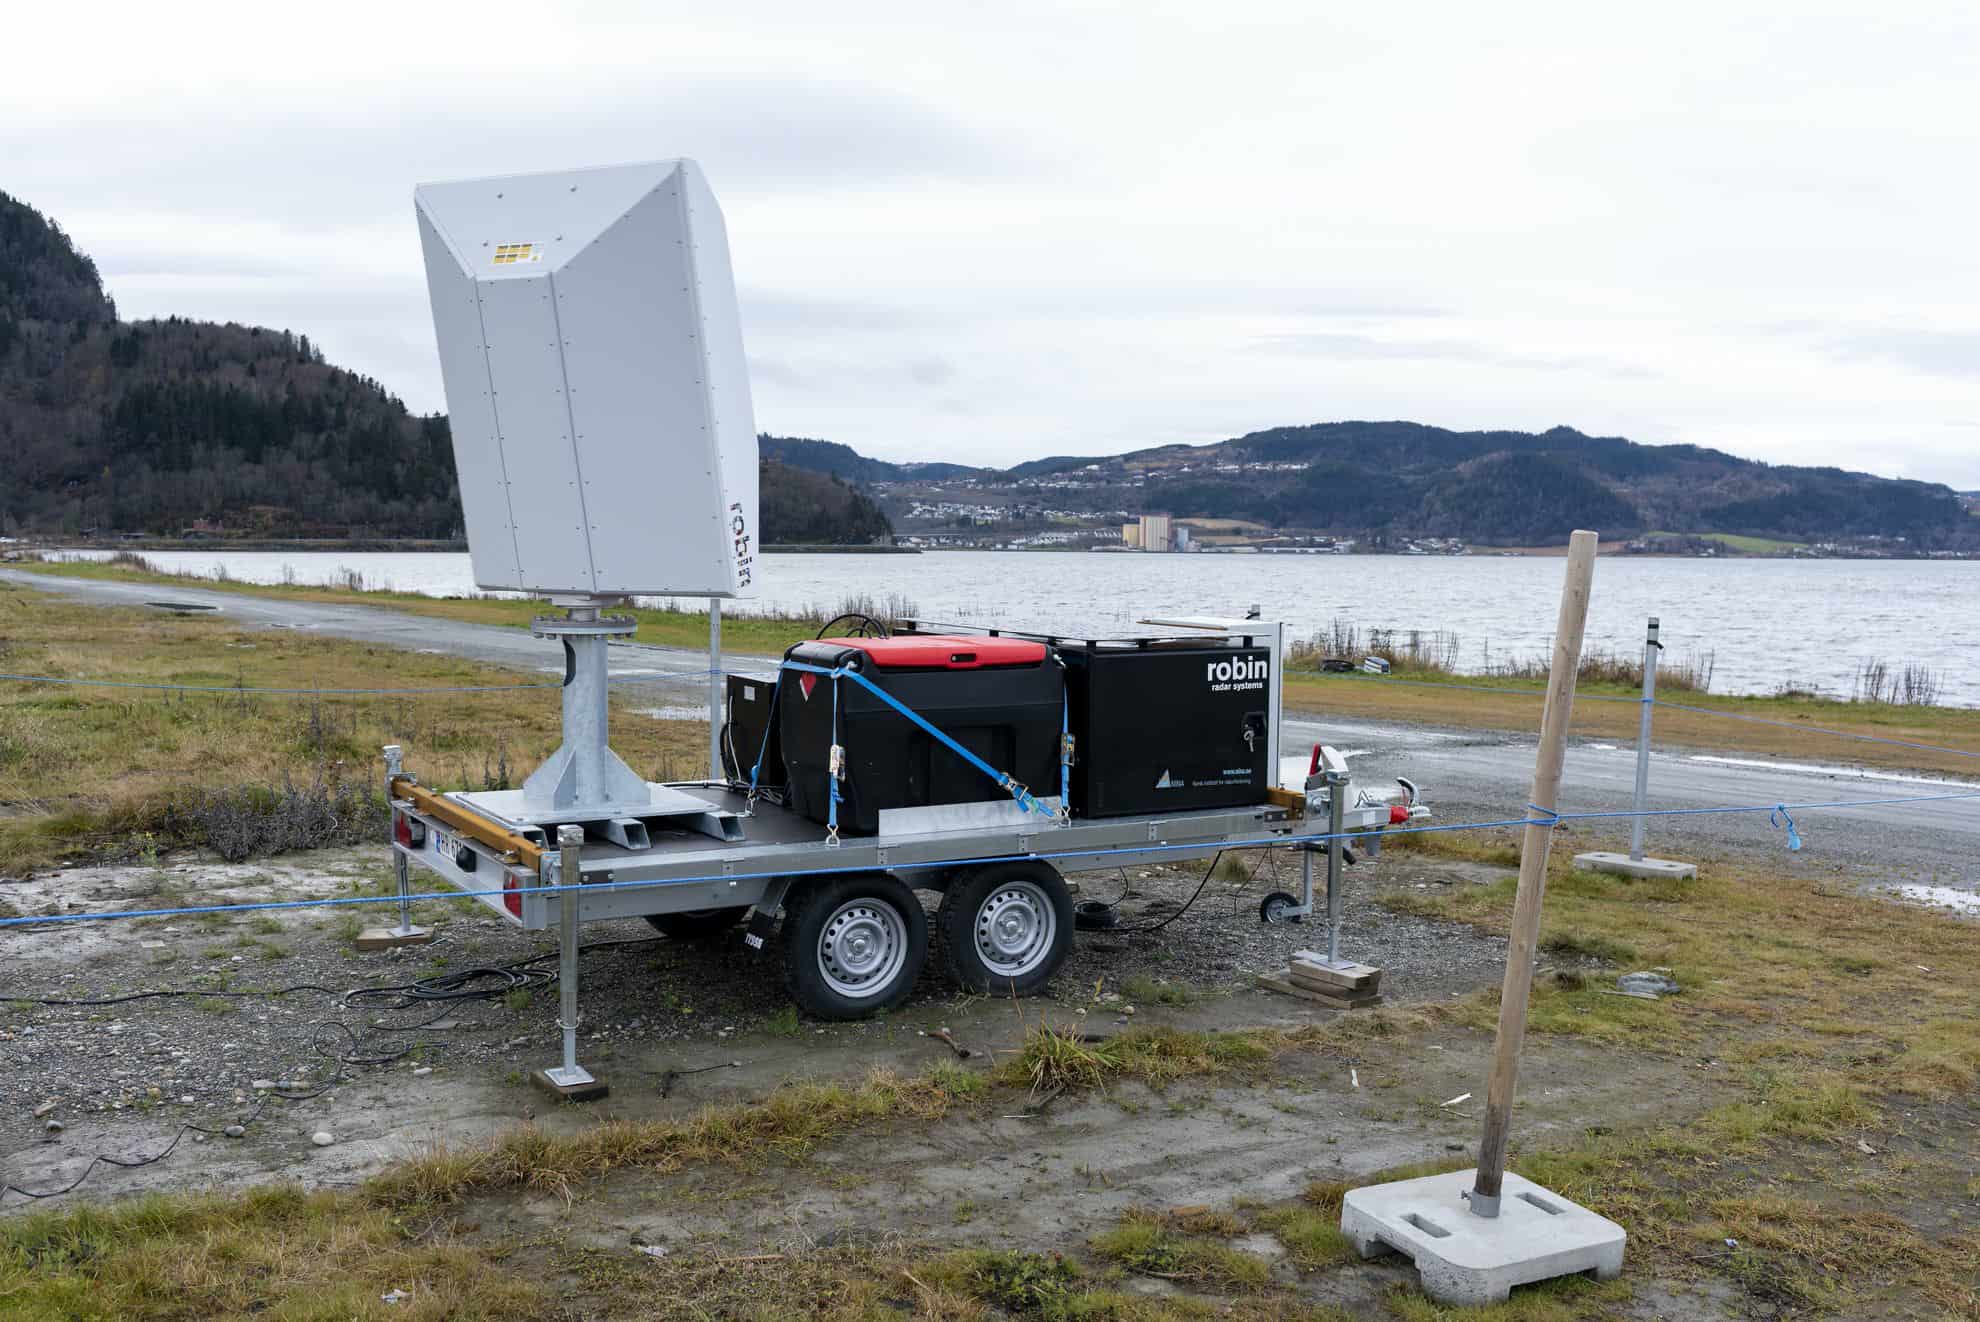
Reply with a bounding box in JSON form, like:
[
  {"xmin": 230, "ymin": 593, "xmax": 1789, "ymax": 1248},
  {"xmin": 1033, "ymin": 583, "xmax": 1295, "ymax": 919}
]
[{"xmin": 380, "ymin": 744, "xmax": 1420, "ymax": 1098}]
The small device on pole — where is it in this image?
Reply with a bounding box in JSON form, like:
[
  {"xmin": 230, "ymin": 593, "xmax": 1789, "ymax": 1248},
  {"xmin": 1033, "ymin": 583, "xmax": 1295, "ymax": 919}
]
[
  {"xmin": 1573, "ymin": 616, "xmax": 1697, "ymax": 882},
  {"xmin": 1340, "ymin": 531, "xmax": 1624, "ymax": 1305}
]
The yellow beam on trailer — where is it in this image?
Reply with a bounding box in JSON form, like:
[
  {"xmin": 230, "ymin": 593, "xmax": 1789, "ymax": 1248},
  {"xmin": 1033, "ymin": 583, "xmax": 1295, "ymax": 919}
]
[{"xmin": 390, "ymin": 776, "xmax": 546, "ymax": 872}]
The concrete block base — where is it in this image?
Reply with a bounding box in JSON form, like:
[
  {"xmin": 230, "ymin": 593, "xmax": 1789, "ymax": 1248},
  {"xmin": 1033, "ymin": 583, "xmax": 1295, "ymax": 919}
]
[
  {"xmin": 354, "ymin": 926, "xmax": 435, "ymax": 950},
  {"xmin": 1341, "ymin": 1169, "xmax": 1625, "ymax": 1306},
  {"xmin": 532, "ymin": 1068, "xmax": 610, "ymax": 1103},
  {"xmin": 1573, "ymin": 852, "xmax": 1697, "ymax": 882}
]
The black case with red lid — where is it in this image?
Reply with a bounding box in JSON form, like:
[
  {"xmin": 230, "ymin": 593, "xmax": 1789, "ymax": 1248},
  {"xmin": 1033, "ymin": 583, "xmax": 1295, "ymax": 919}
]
[{"xmin": 779, "ymin": 635, "xmax": 1064, "ymax": 836}]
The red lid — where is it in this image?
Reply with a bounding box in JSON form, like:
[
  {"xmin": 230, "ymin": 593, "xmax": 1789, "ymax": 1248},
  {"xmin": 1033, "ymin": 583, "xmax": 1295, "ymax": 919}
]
[{"xmin": 819, "ymin": 634, "xmax": 1048, "ymax": 670}]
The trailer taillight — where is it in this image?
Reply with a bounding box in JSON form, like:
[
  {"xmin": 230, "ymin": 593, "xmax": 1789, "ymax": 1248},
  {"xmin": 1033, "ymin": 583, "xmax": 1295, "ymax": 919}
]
[
  {"xmin": 392, "ymin": 811, "xmax": 426, "ymax": 848},
  {"xmin": 503, "ymin": 874, "xmax": 522, "ymax": 918}
]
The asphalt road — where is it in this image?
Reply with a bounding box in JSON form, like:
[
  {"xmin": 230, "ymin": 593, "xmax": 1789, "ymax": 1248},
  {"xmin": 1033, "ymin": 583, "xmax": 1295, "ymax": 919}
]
[{"xmin": 8, "ymin": 566, "xmax": 1975, "ymax": 895}]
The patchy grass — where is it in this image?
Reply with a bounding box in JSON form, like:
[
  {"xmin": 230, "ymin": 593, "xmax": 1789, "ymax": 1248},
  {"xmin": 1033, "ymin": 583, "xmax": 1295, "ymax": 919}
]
[
  {"xmin": 11, "ymin": 556, "xmax": 834, "ymax": 657},
  {"xmin": 0, "ymin": 587, "xmax": 703, "ymax": 871},
  {"xmin": 0, "ymin": 1185, "xmax": 551, "ymax": 1321},
  {"xmin": 1281, "ymin": 670, "xmax": 1980, "ymax": 778},
  {"xmin": 1090, "ymin": 1209, "xmax": 1274, "ymax": 1290},
  {"xmin": 366, "ymin": 1068, "xmax": 975, "ymax": 1208},
  {"xmin": 1122, "ymin": 974, "xmax": 1202, "ymax": 1006},
  {"xmin": 10, "ymin": 840, "xmax": 1977, "ymax": 1318}
]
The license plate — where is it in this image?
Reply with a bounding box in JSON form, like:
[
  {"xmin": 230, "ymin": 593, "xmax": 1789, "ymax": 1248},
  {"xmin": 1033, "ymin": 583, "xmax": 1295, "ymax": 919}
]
[{"xmin": 431, "ymin": 827, "xmax": 459, "ymax": 861}]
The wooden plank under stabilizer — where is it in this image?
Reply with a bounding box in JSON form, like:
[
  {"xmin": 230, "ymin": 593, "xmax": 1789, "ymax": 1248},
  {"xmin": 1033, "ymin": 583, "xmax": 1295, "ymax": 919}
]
[
  {"xmin": 1289, "ymin": 954, "xmax": 1382, "ymax": 992},
  {"xmin": 1257, "ymin": 973, "xmax": 1385, "ymax": 1010}
]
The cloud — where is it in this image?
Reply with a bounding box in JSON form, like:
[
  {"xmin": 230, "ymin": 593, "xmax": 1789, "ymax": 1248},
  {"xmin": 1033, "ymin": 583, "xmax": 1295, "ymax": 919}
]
[
  {"xmin": 1256, "ymin": 331, "xmax": 1660, "ymax": 381},
  {"xmin": 1827, "ymin": 329, "xmax": 1980, "ymax": 381}
]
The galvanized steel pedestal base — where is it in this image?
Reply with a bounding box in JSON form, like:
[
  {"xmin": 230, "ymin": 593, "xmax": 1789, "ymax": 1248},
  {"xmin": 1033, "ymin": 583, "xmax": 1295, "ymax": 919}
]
[{"xmin": 1341, "ymin": 1170, "xmax": 1624, "ymax": 1306}]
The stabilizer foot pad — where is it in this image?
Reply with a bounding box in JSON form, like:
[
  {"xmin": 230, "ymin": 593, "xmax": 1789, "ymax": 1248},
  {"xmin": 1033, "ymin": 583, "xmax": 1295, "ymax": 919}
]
[
  {"xmin": 355, "ymin": 927, "xmax": 435, "ymax": 950},
  {"xmin": 532, "ymin": 1070, "xmax": 610, "ymax": 1103}
]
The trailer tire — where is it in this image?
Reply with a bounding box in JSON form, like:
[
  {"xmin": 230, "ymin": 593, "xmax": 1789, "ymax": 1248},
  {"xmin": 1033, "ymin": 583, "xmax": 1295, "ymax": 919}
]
[
  {"xmin": 643, "ymin": 906, "xmax": 749, "ymax": 941},
  {"xmin": 938, "ymin": 861, "xmax": 1074, "ymax": 995},
  {"xmin": 782, "ymin": 874, "xmax": 928, "ymax": 1020}
]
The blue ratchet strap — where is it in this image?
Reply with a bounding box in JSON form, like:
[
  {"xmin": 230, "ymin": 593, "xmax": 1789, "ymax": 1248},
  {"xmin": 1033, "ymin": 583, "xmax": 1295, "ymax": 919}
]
[
  {"xmin": 747, "ymin": 672, "xmax": 784, "ymax": 799},
  {"xmin": 780, "ymin": 659, "xmax": 1056, "ymax": 819},
  {"xmin": 1059, "ymin": 691, "xmax": 1072, "ymax": 819},
  {"xmin": 1769, "ymin": 804, "xmax": 1802, "ymax": 851},
  {"xmin": 826, "ymin": 674, "xmax": 843, "ymax": 843},
  {"xmin": 1526, "ymin": 803, "xmax": 1561, "ymax": 827}
]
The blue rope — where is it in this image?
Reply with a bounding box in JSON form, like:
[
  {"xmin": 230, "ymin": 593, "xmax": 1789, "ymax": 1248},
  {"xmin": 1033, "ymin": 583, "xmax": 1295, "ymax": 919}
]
[{"xmin": 6, "ymin": 787, "xmax": 1976, "ymax": 929}]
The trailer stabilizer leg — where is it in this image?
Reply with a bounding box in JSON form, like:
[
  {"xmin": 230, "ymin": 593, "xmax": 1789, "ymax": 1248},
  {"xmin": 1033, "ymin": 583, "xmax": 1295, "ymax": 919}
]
[
  {"xmin": 358, "ymin": 815, "xmax": 435, "ymax": 949},
  {"xmin": 534, "ymin": 825, "xmax": 609, "ymax": 1103}
]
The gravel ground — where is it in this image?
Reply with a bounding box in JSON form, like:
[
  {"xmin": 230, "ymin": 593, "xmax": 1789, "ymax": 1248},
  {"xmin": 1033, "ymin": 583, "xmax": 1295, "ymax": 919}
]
[{"xmin": 0, "ymin": 840, "xmax": 1514, "ymax": 1194}]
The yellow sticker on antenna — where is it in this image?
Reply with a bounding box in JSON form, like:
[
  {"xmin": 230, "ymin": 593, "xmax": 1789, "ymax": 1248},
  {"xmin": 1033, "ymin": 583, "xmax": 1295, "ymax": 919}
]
[{"xmin": 491, "ymin": 243, "xmax": 543, "ymax": 266}]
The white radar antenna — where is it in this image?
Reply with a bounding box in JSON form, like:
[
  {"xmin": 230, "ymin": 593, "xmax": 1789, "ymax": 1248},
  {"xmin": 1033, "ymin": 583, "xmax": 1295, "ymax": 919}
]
[{"xmin": 415, "ymin": 159, "xmax": 759, "ymax": 846}]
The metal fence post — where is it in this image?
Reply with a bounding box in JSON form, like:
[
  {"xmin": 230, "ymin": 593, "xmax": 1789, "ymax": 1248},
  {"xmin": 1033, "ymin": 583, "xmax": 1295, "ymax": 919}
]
[{"xmin": 1629, "ymin": 617, "xmax": 1661, "ymax": 863}]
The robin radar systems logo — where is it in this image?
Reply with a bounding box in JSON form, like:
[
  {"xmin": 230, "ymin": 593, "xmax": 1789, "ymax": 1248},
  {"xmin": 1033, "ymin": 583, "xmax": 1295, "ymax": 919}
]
[{"xmin": 1205, "ymin": 655, "xmax": 1269, "ymax": 693}]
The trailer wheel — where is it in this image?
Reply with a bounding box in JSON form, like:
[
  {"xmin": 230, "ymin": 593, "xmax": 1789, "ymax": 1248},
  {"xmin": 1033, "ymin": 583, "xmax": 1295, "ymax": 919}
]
[
  {"xmin": 782, "ymin": 874, "xmax": 928, "ymax": 1020},
  {"xmin": 643, "ymin": 906, "xmax": 749, "ymax": 941},
  {"xmin": 938, "ymin": 861, "xmax": 1074, "ymax": 995}
]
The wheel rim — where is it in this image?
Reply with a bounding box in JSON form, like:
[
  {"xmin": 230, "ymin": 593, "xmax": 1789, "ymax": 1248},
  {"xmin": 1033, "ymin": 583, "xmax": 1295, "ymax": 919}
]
[
  {"xmin": 974, "ymin": 881, "xmax": 1056, "ymax": 979},
  {"xmin": 818, "ymin": 900, "xmax": 909, "ymax": 999}
]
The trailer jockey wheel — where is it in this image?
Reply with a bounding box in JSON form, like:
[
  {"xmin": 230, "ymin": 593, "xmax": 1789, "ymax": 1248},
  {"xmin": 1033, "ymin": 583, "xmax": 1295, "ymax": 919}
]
[
  {"xmin": 643, "ymin": 906, "xmax": 750, "ymax": 941},
  {"xmin": 939, "ymin": 861, "xmax": 1075, "ymax": 995},
  {"xmin": 1258, "ymin": 891, "xmax": 1304, "ymax": 925},
  {"xmin": 782, "ymin": 873, "xmax": 928, "ymax": 1020}
]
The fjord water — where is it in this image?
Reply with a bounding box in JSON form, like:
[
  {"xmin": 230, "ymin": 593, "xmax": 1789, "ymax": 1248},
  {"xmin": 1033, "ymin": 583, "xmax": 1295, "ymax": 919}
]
[{"xmin": 50, "ymin": 549, "xmax": 1980, "ymax": 705}]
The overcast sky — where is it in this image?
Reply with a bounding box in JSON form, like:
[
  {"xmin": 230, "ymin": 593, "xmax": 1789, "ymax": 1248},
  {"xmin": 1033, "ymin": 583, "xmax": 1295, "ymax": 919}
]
[{"xmin": 9, "ymin": 2, "xmax": 1979, "ymax": 487}]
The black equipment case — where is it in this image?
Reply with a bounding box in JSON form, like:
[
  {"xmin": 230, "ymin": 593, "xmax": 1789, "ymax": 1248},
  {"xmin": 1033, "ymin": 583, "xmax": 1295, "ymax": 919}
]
[
  {"xmin": 1059, "ymin": 637, "xmax": 1272, "ymax": 818},
  {"xmin": 722, "ymin": 673, "xmax": 785, "ymax": 791},
  {"xmin": 780, "ymin": 635, "xmax": 1064, "ymax": 836}
]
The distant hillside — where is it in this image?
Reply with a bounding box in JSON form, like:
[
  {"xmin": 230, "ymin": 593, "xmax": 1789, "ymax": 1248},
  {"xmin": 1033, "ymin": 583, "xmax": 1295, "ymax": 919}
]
[
  {"xmin": 769, "ymin": 419, "xmax": 1974, "ymax": 550},
  {"xmin": 0, "ymin": 191, "xmax": 890, "ymax": 546},
  {"xmin": 759, "ymin": 435, "xmax": 986, "ymax": 484},
  {"xmin": 6, "ymin": 188, "xmax": 1963, "ymax": 552}
]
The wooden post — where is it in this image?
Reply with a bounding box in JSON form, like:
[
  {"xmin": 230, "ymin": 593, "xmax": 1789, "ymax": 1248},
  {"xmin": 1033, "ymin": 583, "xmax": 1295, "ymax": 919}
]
[{"xmin": 1469, "ymin": 529, "xmax": 1599, "ymax": 1218}]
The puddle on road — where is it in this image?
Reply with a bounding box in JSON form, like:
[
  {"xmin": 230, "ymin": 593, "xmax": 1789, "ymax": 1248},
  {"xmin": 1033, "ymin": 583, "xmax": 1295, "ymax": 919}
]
[{"xmin": 1892, "ymin": 883, "xmax": 1980, "ymax": 915}]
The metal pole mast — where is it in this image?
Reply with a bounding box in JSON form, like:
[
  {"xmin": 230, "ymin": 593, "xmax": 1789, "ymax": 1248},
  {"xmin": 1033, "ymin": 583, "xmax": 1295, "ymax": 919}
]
[
  {"xmin": 1628, "ymin": 617, "xmax": 1660, "ymax": 862},
  {"xmin": 709, "ymin": 599, "xmax": 724, "ymax": 780}
]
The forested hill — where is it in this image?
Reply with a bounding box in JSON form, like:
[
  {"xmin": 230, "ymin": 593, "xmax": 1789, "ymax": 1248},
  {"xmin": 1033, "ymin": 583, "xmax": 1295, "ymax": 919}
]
[{"xmin": 0, "ymin": 191, "xmax": 890, "ymax": 544}]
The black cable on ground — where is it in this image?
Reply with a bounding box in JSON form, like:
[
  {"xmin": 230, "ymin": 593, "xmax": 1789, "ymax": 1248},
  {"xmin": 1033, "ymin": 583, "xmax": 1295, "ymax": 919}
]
[
  {"xmin": 0, "ymin": 934, "xmax": 670, "ymax": 1204},
  {"xmin": 1108, "ymin": 849, "xmax": 1259, "ymax": 935}
]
